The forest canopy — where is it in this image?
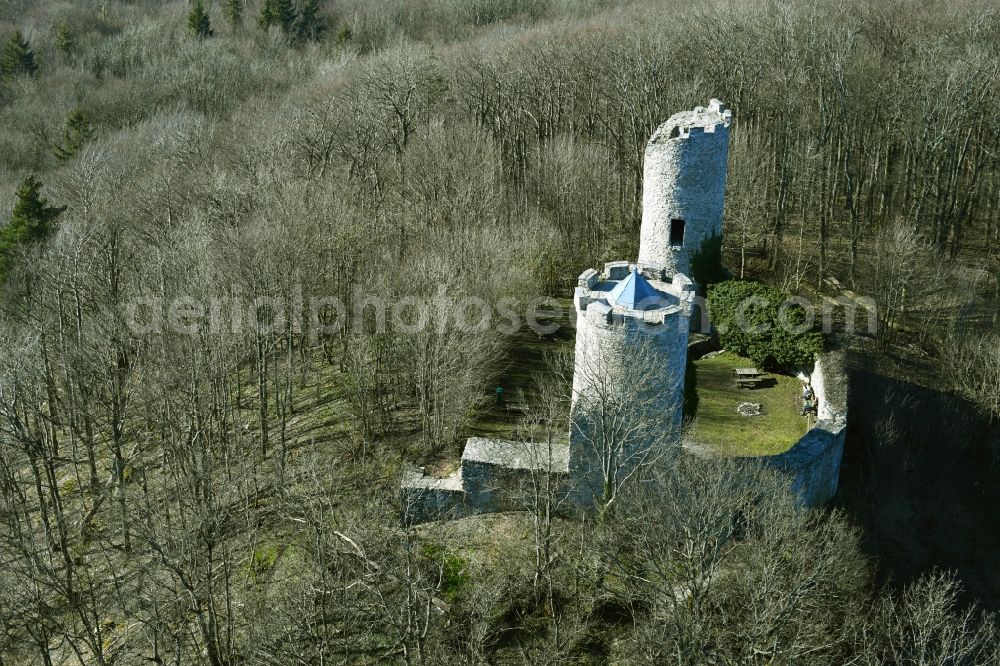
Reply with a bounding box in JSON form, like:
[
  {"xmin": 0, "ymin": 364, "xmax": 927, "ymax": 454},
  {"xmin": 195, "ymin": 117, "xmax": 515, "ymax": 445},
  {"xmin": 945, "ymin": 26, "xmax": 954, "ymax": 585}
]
[{"xmin": 0, "ymin": 0, "xmax": 998, "ymax": 664}]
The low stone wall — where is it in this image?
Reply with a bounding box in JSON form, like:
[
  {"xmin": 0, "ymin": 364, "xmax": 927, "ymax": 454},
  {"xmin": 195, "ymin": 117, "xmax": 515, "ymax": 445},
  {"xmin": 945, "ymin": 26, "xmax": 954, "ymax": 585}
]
[
  {"xmin": 758, "ymin": 417, "xmax": 846, "ymax": 506},
  {"xmin": 687, "ymin": 332, "xmax": 720, "ymax": 360},
  {"xmin": 401, "ymin": 439, "xmax": 571, "ymax": 525},
  {"xmin": 403, "ymin": 351, "xmax": 848, "ymax": 524},
  {"xmin": 399, "ymin": 468, "xmax": 468, "ymax": 525},
  {"xmin": 752, "ymin": 350, "xmax": 849, "ymax": 506},
  {"xmin": 462, "ymin": 438, "xmax": 570, "ymax": 513}
]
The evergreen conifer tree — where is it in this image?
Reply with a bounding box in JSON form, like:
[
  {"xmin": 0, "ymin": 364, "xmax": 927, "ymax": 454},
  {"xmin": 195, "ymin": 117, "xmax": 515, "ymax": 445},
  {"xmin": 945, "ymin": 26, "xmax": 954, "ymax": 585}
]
[
  {"xmin": 187, "ymin": 0, "xmax": 214, "ymax": 38},
  {"xmin": 54, "ymin": 23, "xmax": 76, "ymax": 58},
  {"xmin": 0, "ymin": 175, "xmax": 66, "ymax": 280},
  {"xmin": 1, "ymin": 31, "xmax": 38, "ymax": 77},
  {"xmin": 53, "ymin": 108, "xmax": 95, "ymax": 162},
  {"xmin": 224, "ymin": 0, "xmax": 243, "ymax": 29},
  {"xmin": 296, "ymin": 0, "xmax": 327, "ymax": 42},
  {"xmin": 259, "ymin": 0, "xmax": 297, "ymax": 34}
]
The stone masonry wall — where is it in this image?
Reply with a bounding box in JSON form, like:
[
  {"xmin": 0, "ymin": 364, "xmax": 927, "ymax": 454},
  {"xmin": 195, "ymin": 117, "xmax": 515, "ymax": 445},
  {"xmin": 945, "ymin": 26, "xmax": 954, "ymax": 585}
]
[
  {"xmin": 401, "ymin": 439, "xmax": 571, "ymax": 525},
  {"xmin": 752, "ymin": 350, "xmax": 849, "ymax": 506},
  {"xmin": 462, "ymin": 438, "xmax": 570, "ymax": 513},
  {"xmin": 638, "ymin": 99, "xmax": 732, "ymax": 276},
  {"xmin": 400, "ymin": 468, "xmax": 469, "ymax": 525}
]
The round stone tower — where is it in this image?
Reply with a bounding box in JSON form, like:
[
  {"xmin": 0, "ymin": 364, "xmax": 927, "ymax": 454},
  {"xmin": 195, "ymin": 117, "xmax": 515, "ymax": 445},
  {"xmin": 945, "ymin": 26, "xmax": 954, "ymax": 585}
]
[
  {"xmin": 569, "ymin": 262, "xmax": 695, "ymax": 497},
  {"xmin": 638, "ymin": 99, "xmax": 732, "ymax": 277}
]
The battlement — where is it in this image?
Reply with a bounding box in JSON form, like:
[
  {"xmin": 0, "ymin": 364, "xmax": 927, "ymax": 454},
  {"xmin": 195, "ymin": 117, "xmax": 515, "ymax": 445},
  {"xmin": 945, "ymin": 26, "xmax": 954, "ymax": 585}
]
[
  {"xmin": 574, "ymin": 263, "xmax": 694, "ymax": 328},
  {"xmin": 649, "ymin": 98, "xmax": 733, "ymax": 146}
]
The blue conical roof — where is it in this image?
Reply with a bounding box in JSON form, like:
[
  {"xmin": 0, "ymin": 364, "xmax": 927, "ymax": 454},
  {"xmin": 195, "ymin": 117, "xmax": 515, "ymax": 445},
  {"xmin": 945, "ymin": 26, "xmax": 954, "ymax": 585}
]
[{"xmin": 607, "ymin": 267, "xmax": 663, "ymax": 310}]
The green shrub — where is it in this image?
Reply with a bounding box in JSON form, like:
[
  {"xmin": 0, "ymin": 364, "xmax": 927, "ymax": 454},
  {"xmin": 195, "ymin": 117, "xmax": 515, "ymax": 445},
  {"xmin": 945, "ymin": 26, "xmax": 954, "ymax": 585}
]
[
  {"xmin": 250, "ymin": 543, "xmax": 285, "ymax": 581},
  {"xmin": 422, "ymin": 543, "xmax": 469, "ymax": 601},
  {"xmin": 707, "ymin": 280, "xmax": 824, "ymax": 370}
]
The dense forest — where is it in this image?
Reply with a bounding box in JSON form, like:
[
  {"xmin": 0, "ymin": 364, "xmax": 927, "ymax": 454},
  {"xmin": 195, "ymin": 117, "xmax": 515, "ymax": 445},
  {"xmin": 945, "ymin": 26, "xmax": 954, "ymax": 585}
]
[{"xmin": 0, "ymin": 0, "xmax": 999, "ymax": 663}]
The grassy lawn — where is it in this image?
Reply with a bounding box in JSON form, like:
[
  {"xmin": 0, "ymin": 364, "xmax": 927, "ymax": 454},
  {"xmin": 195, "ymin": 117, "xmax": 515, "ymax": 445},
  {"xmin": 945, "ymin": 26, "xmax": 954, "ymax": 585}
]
[{"xmin": 686, "ymin": 351, "xmax": 810, "ymax": 456}]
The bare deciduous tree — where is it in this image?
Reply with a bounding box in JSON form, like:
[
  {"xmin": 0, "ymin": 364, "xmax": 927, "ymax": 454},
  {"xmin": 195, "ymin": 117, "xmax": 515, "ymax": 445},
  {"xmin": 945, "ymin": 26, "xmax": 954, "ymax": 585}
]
[{"xmin": 570, "ymin": 335, "xmax": 683, "ymax": 514}]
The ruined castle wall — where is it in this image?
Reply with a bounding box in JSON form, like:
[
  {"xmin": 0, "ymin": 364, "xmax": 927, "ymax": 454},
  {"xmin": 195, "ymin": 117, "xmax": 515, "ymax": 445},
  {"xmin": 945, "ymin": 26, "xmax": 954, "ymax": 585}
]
[
  {"xmin": 639, "ymin": 100, "xmax": 732, "ymax": 276},
  {"xmin": 401, "ymin": 439, "xmax": 571, "ymax": 525},
  {"xmin": 754, "ymin": 351, "xmax": 848, "ymax": 506},
  {"xmin": 809, "ymin": 353, "xmax": 841, "ymax": 421},
  {"xmin": 462, "ymin": 438, "xmax": 570, "ymax": 513},
  {"xmin": 400, "ymin": 468, "xmax": 469, "ymax": 525}
]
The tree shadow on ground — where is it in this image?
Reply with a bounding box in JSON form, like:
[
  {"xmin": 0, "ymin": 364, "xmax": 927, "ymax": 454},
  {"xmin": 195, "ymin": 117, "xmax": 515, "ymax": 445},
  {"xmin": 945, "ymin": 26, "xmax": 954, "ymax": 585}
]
[{"xmin": 835, "ymin": 357, "xmax": 1000, "ymax": 609}]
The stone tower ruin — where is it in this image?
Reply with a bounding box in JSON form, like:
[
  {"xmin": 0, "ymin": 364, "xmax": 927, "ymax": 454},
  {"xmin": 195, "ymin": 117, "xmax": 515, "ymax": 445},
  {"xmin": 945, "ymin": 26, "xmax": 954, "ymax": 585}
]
[
  {"xmin": 638, "ymin": 98, "xmax": 732, "ymax": 277},
  {"xmin": 402, "ymin": 100, "xmax": 750, "ymax": 524},
  {"xmin": 402, "ymin": 98, "xmax": 846, "ymax": 523},
  {"xmin": 568, "ymin": 263, "xmax": 695, "ymax": 500}
]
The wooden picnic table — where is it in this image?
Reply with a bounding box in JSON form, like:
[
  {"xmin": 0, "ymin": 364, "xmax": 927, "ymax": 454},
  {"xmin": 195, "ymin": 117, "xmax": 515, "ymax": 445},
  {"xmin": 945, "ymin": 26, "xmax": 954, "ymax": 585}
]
[{"xmin": 734, "ymin": 367, "xmax": 763, "ymax": 389}]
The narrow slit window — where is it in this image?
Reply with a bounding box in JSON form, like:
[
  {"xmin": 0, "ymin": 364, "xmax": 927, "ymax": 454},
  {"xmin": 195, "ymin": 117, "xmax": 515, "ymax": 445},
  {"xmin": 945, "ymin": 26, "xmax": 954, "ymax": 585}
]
[{"xmin": 669, "ymin": 219, "xmax": 685, "ymax": 247}]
